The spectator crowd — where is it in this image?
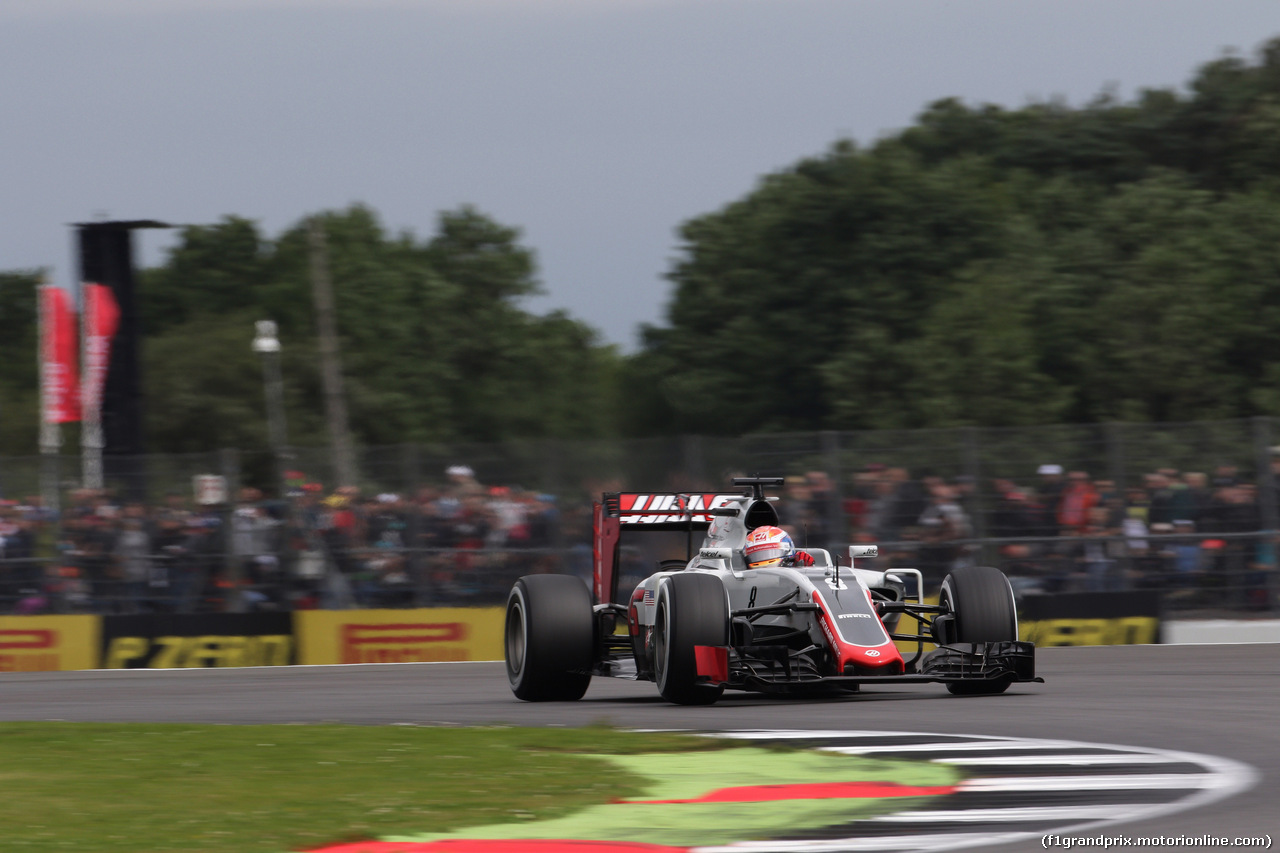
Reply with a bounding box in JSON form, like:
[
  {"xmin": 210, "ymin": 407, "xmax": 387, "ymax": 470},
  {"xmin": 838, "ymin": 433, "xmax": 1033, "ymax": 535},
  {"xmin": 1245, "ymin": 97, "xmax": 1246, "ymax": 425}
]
[
  {"xmin": 0, "ymin": 464, "xmax": 576, "ymax": 616},
  {"xmin": 842, "ymin": 460, "xmax": 1277, "ymax": 610},
  {"xmin": 0, "ymin": 458, "xmax": 1275, "ymax": 615}
]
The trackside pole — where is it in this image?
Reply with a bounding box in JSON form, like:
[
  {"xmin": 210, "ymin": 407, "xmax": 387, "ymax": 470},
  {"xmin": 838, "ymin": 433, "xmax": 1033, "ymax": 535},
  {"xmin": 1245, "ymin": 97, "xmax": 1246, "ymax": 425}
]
[{"xmin": 37, "ymin": 281, "xmax": 62, "ymax": 514}]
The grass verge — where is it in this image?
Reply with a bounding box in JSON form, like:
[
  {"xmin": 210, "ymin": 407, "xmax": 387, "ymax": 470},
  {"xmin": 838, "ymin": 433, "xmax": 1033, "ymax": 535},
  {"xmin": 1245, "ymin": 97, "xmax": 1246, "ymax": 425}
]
[{"xmin": 0, "ymin": 722, "xmax": 721, "ymax": 853}]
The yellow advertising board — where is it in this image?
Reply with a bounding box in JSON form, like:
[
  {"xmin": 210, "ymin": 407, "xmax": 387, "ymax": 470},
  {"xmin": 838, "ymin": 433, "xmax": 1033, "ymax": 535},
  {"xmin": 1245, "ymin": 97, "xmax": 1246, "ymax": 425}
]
[
  {"xmin": 294, "ymin": 608, "xmax": 504, "ymax": 666},
  {"xmin": 892, "ymin": 595, "xmax": 937, "ymax": 654},
  {"xmin": 1018, "ymin": 591, "xmax": 1162, "ymax": 646},
  {"xmin": 0, "ymin": 615, "xmax": 100, "ymax": 672},
  {"xmin": 1020, "ymin": 616, "xmax": 1160, "ymax": 646}
]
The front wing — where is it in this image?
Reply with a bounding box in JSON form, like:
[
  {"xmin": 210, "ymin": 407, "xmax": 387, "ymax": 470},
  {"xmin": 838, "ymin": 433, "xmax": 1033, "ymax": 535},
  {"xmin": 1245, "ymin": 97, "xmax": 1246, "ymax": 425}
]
[
  {"xmin": 709, "ymin": 640, "xmax": 1041, "ymax": 693},
  {"xmin": 592, "ymin": 640, "xmax": 1043, "ymax": 693}
]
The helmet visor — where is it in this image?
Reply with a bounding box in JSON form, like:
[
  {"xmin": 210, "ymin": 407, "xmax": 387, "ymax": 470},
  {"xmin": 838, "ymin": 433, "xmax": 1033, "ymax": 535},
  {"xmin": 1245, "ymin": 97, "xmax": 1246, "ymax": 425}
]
[{"xmin": 746, "ymin": 545, "xmax": 789, "ymax": 567}]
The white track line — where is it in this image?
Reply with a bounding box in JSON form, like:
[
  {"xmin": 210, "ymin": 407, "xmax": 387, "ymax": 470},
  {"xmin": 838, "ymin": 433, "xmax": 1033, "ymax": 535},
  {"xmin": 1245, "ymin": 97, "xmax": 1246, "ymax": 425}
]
[
  {"xmin": 936, "ymin": 752, "xmax": 1186, "ymax": 766},
  {"xmin": 959, "ymin": 773, "xmax": 1224, "ymax": 791},
  {"xmin": 871, "ymin": 805, "xmax": 1146, "ymax": 823},
  {"xmin": 687, "ymin": 730, "xmax": 1260, "ymax": 853},
  {"xmin": 821, "ymin": 740, "xmax": 1108, "ymax": 754}
]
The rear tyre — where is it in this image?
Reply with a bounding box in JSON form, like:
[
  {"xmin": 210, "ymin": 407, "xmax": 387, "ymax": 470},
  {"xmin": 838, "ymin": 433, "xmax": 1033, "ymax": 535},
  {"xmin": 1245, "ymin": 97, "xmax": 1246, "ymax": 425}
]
[
  {"xmin": 505, "ymin": 575, "xmax": 594, "ymax": 701},
  {"xmin": 653, "ymin": 572, "xmax": 729, "ymax": 705},
  {"xmin": 939, "ymin": 565, "xmax": 1017, "ymax": 696}
]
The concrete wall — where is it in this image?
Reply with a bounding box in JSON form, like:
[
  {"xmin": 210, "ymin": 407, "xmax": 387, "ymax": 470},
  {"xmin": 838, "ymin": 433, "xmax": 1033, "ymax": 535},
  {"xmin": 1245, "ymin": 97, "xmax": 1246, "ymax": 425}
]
[{"xmin": 1165, "ymin": 620, "xmax": 1280, "ymax": 644}]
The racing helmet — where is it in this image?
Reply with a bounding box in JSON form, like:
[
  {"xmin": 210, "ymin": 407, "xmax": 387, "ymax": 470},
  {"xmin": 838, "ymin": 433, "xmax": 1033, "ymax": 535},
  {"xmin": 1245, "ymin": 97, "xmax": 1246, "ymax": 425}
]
[{"xmin": 744, "ymin": 525, "xmax": 796, "ymax": 569}]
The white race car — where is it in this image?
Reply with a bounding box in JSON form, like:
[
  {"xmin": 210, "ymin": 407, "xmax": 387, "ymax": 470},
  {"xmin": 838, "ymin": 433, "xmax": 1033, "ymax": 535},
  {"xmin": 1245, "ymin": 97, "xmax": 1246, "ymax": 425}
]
[{"xmin": 504, "ymin": 477, "xmax": 1041, "ymax": 705}]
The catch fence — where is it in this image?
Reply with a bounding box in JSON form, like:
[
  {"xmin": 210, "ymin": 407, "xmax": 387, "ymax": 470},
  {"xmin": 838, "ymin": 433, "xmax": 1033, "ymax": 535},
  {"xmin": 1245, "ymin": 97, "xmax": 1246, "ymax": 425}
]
[{"xmin": 0, "ymin": 417, "xmax": 1276, "ymax": 616}]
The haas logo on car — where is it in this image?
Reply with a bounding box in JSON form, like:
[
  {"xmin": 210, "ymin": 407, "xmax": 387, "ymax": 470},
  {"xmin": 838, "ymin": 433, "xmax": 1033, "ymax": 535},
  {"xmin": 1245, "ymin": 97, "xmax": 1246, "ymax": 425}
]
[{"xmin": 619, "ymin": 493, "xmax": 737, "ymax": 524}]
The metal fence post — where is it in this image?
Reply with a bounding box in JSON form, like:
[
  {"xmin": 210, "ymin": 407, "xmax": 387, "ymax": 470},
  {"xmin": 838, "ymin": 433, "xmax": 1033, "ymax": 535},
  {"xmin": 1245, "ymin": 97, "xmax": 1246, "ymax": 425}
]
[
  {"xmin": 1103, "ymin": 422, "xmax": 1133, "ymax": 582},
  {"xmin": 399, "ymin": 442, "xmax": 425, "ymax": 604},
  {"xmin": 1252, "ymin": 417, "xmax": 1278, "ymax": 533},
  {"xmin": 682, "ymin": 434, "xmax": 706, "ymax": 487},
  {"xmin": 1106, "ymin": 422, "xmax": 1127, "ymax": 489},
  {"xmin": 821, "ymin": 430, "xmax": 846, "ymax": 547},
  {"xmin": 220, "ymin": 448, "xmax": 244, "ymax": 613},
  {"xmin": 545, "ymin": 438, "xmax": 566, "ymax": 572},
  {"xmin": 540, "ymin": 436, "xmax": 562, "ymax": 498},
  {"xmin": 401, "ymin": 442, "xmax": 421, "ymax": 499},
  {"xmin": 964, "ymin": 426, "xmax": 992, "ymax": 564},
  {"xmin": 1250, "ymin": 417, "xmax": 1279, "ymax": 615},
  {"xmin": 964, "ymin": 427, "xmax": 986, "ymax": 537}
]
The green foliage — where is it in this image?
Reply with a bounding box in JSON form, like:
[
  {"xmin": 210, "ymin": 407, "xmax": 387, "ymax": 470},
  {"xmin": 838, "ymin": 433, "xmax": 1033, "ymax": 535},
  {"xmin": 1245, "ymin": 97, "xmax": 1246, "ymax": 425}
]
[
  {"xmin": 4, "ymin": 204, "xmax": 619, "ymax": 456},
  {"xmin": 0, "ymin": 271, "xmax": 40, "ymax": 385},
  {"xmin": 636, "ymin": 36, "xmax": 1280, "ymax": 435},
  {"xmin": 140, "ymin": 217, "xmax": 277, "ymax": 336},
  {"xmin": 135, "ymin": 204, "xmax": 620, "ymax": 454}
]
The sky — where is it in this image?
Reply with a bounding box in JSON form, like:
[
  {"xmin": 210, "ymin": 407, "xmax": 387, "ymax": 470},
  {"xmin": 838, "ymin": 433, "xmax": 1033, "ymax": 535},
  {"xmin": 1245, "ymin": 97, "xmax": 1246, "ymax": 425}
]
[{"xmin": 2, "ymin": 0, "xmax": 1278, "ymax": 352}]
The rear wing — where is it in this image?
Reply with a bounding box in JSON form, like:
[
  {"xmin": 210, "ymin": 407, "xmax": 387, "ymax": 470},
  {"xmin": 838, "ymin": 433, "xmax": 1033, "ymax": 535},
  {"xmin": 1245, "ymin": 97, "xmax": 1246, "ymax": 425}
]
[
  {"xmin": 603, "ymin": 492, "xmax": 745, "ymax": 528},
  {"xmin": 592, "ymin": 492, "xmax": 744, "ymax": 605}
]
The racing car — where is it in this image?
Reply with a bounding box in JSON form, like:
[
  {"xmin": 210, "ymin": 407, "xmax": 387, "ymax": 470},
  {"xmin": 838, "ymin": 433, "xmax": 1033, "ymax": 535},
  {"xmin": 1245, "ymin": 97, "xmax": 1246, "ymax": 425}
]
[{"xmin": 504, "ymin": 477, "xmax": 1042, "ymax": 705}]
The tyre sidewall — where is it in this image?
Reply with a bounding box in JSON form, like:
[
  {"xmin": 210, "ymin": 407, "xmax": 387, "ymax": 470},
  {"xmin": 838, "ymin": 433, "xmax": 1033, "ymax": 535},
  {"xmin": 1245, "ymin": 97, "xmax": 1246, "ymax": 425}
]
[
  {"xmin": 504, "ymin": 575, "xmax": 594, "ymax": 701},
  {"xmin": 654, "ymin": 572, "xmax": 728, "ymax": 705},
  {"xmin": 940, "ymin": 565, "xmax": 1018, "ymax": 644},
  {"xmin": 505, "ymin": 581, "xmax": 534, "ymax": 695},
  {"xmin": 940, "ymin": 565, "xmax": 1018, "ymax": 696}
]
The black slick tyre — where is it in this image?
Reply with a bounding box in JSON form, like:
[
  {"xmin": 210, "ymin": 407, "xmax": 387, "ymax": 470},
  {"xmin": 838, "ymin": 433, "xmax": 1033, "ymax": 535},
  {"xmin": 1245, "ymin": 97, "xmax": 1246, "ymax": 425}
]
[
  {"xmin": 652, "ymin": 572, "xmax": 729, "ymax": 706},
  {"xmin": 939, "ymin": 565, "xmax": 1018, "ymax": 696},
  {"xmin": 505, "ymin": 574, "xmax": 594, "ymax": 701}
]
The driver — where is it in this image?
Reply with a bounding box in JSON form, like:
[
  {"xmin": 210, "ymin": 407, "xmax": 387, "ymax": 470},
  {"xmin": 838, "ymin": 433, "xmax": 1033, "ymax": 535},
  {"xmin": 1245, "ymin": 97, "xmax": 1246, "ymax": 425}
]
[{"xmin": 744, "ymin": 525, "xmax": 815, "ymax": 569}]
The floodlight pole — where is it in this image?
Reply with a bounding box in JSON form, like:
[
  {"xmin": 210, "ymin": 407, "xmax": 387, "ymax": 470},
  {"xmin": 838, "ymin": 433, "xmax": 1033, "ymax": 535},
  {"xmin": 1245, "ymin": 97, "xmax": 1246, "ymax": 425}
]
[
  {"xmin": 252, "ymin": 320, "xmax": 291, "ymax": 495},
  {"xmin": 308, "ymin": 218, "xmax": 358, "ymax": 488},
  {"xmin": 37, "ymin": 279, "xmax": 62, "ymax": 514}
]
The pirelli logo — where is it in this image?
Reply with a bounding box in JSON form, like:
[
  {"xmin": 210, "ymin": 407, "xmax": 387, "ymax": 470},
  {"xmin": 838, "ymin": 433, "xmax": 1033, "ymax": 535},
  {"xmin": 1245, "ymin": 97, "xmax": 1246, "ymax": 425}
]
[
  {"xmin": 340, "ymin": 622, "xmax": 471, "ymax": 664},
  {"xmin": 0, "ymin": 628, "xmax": 55, "ymax": 649},
  {"xmin": 0, "ymin": 628, "xmax": 58, "ymax": 672}
]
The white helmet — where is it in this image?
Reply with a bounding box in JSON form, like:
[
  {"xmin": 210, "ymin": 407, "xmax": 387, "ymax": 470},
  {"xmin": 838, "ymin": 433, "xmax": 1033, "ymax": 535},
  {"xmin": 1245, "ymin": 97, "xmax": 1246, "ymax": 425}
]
[{"xmin": 744, "ymin": 525, "xmax": 796, "ymax": 569}]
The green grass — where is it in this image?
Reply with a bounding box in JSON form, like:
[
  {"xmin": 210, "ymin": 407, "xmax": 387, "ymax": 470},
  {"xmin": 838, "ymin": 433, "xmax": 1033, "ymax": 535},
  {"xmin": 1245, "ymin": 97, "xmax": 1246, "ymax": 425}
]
[{"xmin": 0, "ymin": 722, "xmax": 721, "ymax": 853}]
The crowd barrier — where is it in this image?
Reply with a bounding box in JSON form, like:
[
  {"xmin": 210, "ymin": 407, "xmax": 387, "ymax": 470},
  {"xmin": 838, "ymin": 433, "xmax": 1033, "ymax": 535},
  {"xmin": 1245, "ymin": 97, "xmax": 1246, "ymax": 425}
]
[
  {"xmin": 0, "ymin": 615, "xmax": 99, "ymax": 672},
  {"xmin": 1019, "ymin": 591, "xmax": 1163, "ymax": 646},
  {"xmin": 0, "ymin": 591, "xmax": 1173, "ymax": 672},
  {"xmin": 294, "ymin": 607, "xmax": 503, "ymax": 665},
  {"xmin": 0, "ymin": 608, "xmax": 504, "ymax": 671}
]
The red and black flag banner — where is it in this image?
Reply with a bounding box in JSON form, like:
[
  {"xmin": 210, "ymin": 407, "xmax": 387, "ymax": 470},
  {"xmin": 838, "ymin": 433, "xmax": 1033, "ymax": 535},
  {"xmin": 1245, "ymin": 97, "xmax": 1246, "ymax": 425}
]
[{"xmin": 39, "ymin": 285, "xmax": 80, "ymax": 424}]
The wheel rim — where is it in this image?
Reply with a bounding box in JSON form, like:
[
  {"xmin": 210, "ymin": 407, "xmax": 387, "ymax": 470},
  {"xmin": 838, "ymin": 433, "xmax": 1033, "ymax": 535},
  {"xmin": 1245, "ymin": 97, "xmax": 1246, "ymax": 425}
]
[
  {"xmin": 653, "ymin": 598, "xmax": 668, "ymax": 689},
  {"xmin": 937, "ymin": 583, "xmax": 955, "ymax": 645},
  {"xmin": 505, "ymin": 597, "xmax": 527, "ymax": 679}
]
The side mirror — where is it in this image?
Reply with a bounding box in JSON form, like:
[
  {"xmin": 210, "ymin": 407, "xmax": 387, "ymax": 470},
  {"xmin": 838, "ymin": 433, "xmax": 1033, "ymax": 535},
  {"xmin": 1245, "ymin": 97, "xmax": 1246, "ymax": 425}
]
[{"xmin": 849, "ymin": 545, "xmax": 879, "ymax": 559}]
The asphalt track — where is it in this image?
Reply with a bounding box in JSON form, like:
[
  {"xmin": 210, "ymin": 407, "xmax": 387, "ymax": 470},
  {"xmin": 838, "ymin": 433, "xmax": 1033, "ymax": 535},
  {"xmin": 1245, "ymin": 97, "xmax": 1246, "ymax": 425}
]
[{"xmin": 2, "ymin": 644, "xmax": 1276, "ymax": 850}]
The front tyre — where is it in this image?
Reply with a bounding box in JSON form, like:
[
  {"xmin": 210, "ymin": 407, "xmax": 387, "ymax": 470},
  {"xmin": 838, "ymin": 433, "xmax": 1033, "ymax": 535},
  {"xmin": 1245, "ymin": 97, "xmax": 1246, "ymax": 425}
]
[
  {"xmin": 653, "ymin": 572, "xmax": 729, "ymax": 706},
  {"xmin": 505, "ymin": 575, "xmax": 594, "ymax": 701},
  {"xmin": 939, "ymin": 565, "xmax": 1018, "ymax": 696}
]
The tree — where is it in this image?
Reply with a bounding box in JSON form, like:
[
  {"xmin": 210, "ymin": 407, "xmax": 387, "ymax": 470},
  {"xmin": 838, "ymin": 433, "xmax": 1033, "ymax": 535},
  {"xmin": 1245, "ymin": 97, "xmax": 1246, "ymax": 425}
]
[
  {"xmin": 140, "ymin": 217, "xmax": 278, "ymax": 336},
  {"xmin": 136, "ymin": 203, "xmax": 620, "ymax": 453},
  {"xmin": 631, "ymin": 36, "xmax": 1280, "ymax": 435},
  {"xmin": 635, "ymin": 141, "xmax": 1008, "ymax": 434}
]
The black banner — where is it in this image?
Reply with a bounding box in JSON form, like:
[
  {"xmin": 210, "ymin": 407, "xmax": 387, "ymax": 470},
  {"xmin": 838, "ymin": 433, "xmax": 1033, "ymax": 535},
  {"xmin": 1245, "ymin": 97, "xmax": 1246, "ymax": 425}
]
[
  {"xmin": 1021, "ymin": 591, "xmax": 1163, "ymax": 646},
  {"xmin": 100, "ymin": 612, "xmax": 295, "ymax": 668},
  {"xmin": 76, "ymin": 219, "xmax": 170, "ymax": 499},
  {"xmin": 1021, "ymin": 591, "xmax": 1162, "ymax": 620}
]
